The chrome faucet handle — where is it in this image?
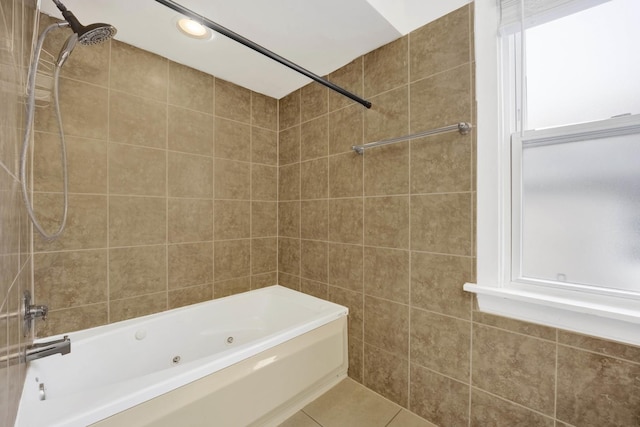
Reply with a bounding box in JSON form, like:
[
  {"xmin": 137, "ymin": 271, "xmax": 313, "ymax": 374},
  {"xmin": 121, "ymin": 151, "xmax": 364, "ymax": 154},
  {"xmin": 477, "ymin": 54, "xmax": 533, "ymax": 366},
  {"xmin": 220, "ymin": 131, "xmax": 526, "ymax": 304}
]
[{"xmin": 23, "ymin": 291, "xmax": 49, "ymax": 336}]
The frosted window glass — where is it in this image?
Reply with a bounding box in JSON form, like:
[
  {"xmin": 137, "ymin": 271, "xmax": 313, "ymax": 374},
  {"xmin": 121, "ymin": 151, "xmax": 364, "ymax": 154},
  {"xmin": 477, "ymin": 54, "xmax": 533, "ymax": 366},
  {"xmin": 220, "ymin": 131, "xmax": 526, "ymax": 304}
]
[
  {"xmin": 525, "ymin": 0, "xmax": 640, "ymax": 130},
  {"xmin": 521, "ymin": 132, "xmax": 640, "ymax": 291}
]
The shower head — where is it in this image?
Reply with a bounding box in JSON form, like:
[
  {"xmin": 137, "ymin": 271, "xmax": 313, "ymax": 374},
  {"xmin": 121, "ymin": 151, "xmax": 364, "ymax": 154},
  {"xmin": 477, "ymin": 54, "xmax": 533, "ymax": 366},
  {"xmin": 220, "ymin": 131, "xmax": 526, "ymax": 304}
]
[
  {"xmin": 51, "ymin": 0, "xmax": 117, "ymax": 45},
  {"xmin": 56, "ymin": 33, "xmax": 78, "ymax": 67}
]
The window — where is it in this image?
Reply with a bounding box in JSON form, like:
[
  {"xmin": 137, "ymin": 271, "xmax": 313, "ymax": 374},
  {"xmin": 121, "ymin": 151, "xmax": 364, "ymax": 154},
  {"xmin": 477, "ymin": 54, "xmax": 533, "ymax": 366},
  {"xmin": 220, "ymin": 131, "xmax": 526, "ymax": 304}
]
[{"xmin": 467, "ymin": 0, "xmax": 640, "ymax": 346}]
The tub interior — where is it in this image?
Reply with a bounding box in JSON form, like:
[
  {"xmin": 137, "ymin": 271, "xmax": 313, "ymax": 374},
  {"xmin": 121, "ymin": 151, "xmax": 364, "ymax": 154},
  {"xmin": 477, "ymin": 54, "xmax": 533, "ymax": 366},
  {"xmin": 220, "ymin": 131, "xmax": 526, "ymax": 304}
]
[{"xmin": 21, "ymin": 286, "xmax": 346, "ymax": 403}]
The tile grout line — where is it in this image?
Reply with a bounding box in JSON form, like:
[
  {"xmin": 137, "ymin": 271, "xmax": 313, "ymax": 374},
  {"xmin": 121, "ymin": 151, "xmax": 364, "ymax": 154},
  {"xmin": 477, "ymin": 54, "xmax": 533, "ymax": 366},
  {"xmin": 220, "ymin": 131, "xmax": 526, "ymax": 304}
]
[
  {"xmin": 360, "ymin": 54, "xmax": 366, "ymax": 386},
  {"xmin": 467, "ymin": 7, "xmax": 474, "ymax": 426},
  {"xmin": 406, "ymin": 28, "xmax": 413, "ymax": 413},
  {"xmin": 164, "ymin": 54, "xmax": 169, "ymax": 310},
  {"xmin": 106, "ymin": 37, "xmax": 112, "ymax": 325}
]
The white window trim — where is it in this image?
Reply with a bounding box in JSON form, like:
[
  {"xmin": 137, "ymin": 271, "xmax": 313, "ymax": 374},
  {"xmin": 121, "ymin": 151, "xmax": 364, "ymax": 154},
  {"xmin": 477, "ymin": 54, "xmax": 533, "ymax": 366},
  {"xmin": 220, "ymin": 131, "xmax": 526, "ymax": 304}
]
[{"xmin": 465, "ymin": 0, "xmax": 640, "ymax": 347}]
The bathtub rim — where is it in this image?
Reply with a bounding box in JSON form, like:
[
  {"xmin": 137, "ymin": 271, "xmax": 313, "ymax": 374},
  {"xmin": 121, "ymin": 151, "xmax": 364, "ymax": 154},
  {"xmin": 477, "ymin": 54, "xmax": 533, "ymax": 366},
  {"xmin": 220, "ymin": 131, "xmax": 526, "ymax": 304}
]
[{"xmin": 16, "ymin": 285, "xmax": 349, "ymax": 427}]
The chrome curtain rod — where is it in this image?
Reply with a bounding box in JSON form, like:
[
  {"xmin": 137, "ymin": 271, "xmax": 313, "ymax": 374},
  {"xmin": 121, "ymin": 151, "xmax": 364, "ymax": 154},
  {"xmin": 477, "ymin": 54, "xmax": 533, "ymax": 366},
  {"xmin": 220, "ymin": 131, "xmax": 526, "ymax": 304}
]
[
  {"xmin": 154, "ymin": 0, "xmax": 372, "ymax": 109},
  {"xmin": 352, "ymin": 122, "xmax": 472, "ymax": 154}
]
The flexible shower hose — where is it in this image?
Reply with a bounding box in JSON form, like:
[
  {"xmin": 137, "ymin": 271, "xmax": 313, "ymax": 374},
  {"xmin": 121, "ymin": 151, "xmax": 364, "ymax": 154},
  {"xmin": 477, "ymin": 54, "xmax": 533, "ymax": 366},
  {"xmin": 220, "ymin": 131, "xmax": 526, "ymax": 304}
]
[{"xmin": 20, "ymin": 22, "xmax": 70, "ymax": 241}]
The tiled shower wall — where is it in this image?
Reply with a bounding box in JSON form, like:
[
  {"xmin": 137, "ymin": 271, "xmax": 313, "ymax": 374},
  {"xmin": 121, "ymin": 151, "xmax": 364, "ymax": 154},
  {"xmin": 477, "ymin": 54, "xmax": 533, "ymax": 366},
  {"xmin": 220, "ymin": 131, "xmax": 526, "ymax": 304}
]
[
  {"xmin": 32, "ymin": 14, "xmax": 279, "ymax": 337},
  {"xmin": 0, "ymin": 0, "xmax": 36, "ymax": 424},
  {"xmin": 278, "ymin": 4, "xmax": 640, "ymax": 427}
]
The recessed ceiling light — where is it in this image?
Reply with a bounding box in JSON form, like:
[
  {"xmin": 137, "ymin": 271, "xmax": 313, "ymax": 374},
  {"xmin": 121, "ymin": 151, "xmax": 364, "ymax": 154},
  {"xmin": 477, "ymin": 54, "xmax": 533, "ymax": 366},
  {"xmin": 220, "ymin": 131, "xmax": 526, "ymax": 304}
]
[{"xmin": 176, "ymin": 17, "xmax": 212, "ymax": 40}]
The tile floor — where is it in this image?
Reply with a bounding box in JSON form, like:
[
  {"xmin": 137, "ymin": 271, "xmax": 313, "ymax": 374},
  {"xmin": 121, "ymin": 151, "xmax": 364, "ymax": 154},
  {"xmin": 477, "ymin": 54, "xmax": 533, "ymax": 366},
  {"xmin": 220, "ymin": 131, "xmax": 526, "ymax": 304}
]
[{"xmin": 278, "ymin": 378, "xmax": 436, "ymax": 427}]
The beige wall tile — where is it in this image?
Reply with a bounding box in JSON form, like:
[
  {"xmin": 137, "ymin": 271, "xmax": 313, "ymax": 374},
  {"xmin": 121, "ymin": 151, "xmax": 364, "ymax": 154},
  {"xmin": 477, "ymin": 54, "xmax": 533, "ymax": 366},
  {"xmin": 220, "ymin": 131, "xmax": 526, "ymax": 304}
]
[
  {"xmin": 364, "ymin": 142, "xmax": 409, "ymax": 196},
  {"xmin": 252, "ymin": 201, "xmax": 277, "ymax": 237},
  {"xmin": 110, "ymin": 293, "xmax": 167, "ymax": 323},
  {"xmin": 109, "ymin": 91, "xmax": 166, "ymax": 148},
  {"xmin": 472, "ymin": 324, "xmax": 556, "ymax": 415},
  {"xmin": 278, "ymin": 272, "xmax": 301, "ymax": 291},
  {"xmin": 251, "ymin": 164, "xmax": 277, "ymax": 201},
  {"xmin": 251, "ymin": 237, "xmax": 277, "ymax": 275},
  {"xmin": 215, "ymin": 79, "xmax": 250, "ymax": 123},
  {"xmin": 109, "ymin": 245, "xmax": 167, "ymax": 299},
  {"xmin": 410, "ymin": 64, "xmax": 472, "ymax": 133},
  {"xmin": 411, "ymin": 193, "xmax": 472, "ymax": 255},
  {"xmin": 300, "ymin": 200, "xmax": 328, "ymax": 240},
  {"xmin": 278, "ymin": 163, "xmax": 300, "ymax": 201},
  {"xmin": 364, "ymin": 36, "xmax": 408, "ymax": 98},
  {"xmin": 214, "ymin": 239, "xmax": 250, "ymax": 281},
  {"xmin": 328, "ymin": 58, "xmax": 364, "ymax": 112},
  {"xmin": 278, "ymin": 238, "xmax": 300, "ymax": 276},
  {"xmin": 300, "ymin": 278, "xmax": 328, "ymax": 300},
  {"xmin": 251, "ymin": 127, "xmax": 277, "ymax": 165},
  {"xmin": 329, "ymin": 152, "xmax": 363, "ymax": 198},
  {"xmin": 328, "ymin": 285, "xmax": 363, "ymax": 341},
  {"xmin": 168, "ymin": 242, "xmax": 213, "ymax": 289},
  {"xmin": 168, "ymin": 106, "xmax": 213, "ymax": 156},
  {"xmin": 34, "ymin": 250, "xmax": 107, "ymax": 310},
  {"xmin": 364, "ymin": 196, "xmax": 409, "ymax": 249},
  {"xmin": 251, "ymin": 92, "xmax": 277, "ymax": 131},
  {"xmin": 364, "ymin": 343, "xmax": 409, "ymax": 407},
  {"xmin": 328, "ymin": 243, "xmax": 363, "ymax": 291},
  {"xmin": 365, "ymin": 86, "xmax": 409, "ymax": 143},
  {"xmin": 110, "ymin": 40, "xmax": 167, "ymax": 102},
  {"xmin": 410, "ymin": 133, "xmax": 472, "ymax": 194},
  {"xmin": 168, "ymin": 284, "xmax": 213, "ymax": 309},
  {"xmin": 364, "ymin": 296, "xmax": 409, "ymax": 356},
  {"xmin": 168, "ymin": 198, "xmax": 213, "ymax": 243},
  {"xmin": 412, "ymin": 252, "xmax": 473, "ymax": 320},
  {"xmin": 329, "ymin": 104, "xmax": 363, "ymax": 155},
  {"xmin": 33, "ymin": 193, "xmax": 107, "ymax": 252},
  {"xmin": 35, "ymin": 77, "xmax": 108, "ymax": 140},
  {"xmin": 301, "ymin": 82, "xmax": 329, "ymax": 123},
  {"xmin": 349, "ymin": 336, "xmax": 364, "ymax": 383},
  {"xmin": 251, "ymin": 272, "xmax": 277, "ymax": 289},
  {"xmin": 301, "ymin": 116, "xmax": 329, "ymax": 161},
  {"xmin": 34, "ymin": 132, "xmax": 107, "ymax": 194},
  {"xmin": 109, "ymin": 143, "xmax": 166, "ymax": 196},
  {"xmin": 279, "ymin": 126, "xmax": 301, "ymax": 166},
  {"xmin": 301, "ymin": 158, "xmax": 328, "ymax": 199},
  {"xmin": 214, "ymin": 158, "xmax": 250, "ymax": 200},
  {"xmin": 556, "ymin": 345, "xmax": 640, "ymax": 427},
  {"xmin": 169, "ymin": 61, "xmax": 213, "ymax": 114},
  {"xmin": 168, "ymin": 152, "xmax": 213, "ymax": 198},
  {"xmin": 278, "ymin": 201, "xmax": 300, "ymax": 238},
  {"xmin": 411, "ymin": 308, "xmax": 471, "ymax": 382},
  {"xmin": 472, "ymin": 311, "xmax": 557, "ymax": 341},
  {"xmin": 557, "ymin": 331, "xmax": 640, "ymax": 363},
  {"xmin": 279, "ymin": 90, "xmax": 300, "ymax": 130},
  {"xmin": 300, "ymin": 239, "xmax": 328, "ymax": 283},
  {"xmin": 410, "ymin": 5, "xmax": 471, "ymax": 82},
  {"xmin": 214, "ymin": 276, "xmax": 251, "ymax": 298},
  {"xmin": 410, "ymin": 364, "xmax": 470, "ymax": 427},
  {"xmin": 109, "ymin": 196, "xmax": 166, "ymax": 247},
  {"xmin": 214, "ymin": 117, "xmax": 250, "ymax": 162},
  {"xmin": 364, "ymin": 246, "xmax": 409, "ymax": 303},
  {"xmin": 329, "ymin": 198, "xmax": 363, "ymax": 244},
  {"xmin": 214, "ymin": 200, "xmax": 250, "ymax": 240},
  {"xmin": 36, "ymin": 303, "xmax": 108, "ymax": 337},
  {"xmin": 470, "ymin": 389, "xmax": 554, "ymax": 427}
]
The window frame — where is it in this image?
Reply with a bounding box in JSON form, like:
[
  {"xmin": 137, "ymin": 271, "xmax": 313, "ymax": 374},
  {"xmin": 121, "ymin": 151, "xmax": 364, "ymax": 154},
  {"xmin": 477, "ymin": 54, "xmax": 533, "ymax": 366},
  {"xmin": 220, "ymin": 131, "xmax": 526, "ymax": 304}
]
[{"xmin": 465, "ymin": 0, "xmax": 640, "ymax": 346}]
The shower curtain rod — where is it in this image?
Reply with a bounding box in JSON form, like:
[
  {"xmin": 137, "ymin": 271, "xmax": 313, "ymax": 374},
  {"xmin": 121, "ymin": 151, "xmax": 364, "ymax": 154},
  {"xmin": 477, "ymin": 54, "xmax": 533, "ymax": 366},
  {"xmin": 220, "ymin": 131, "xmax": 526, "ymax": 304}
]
[
  {"xmin": 352, "ymin": 122, "xmax": 472, "ymax": 154},
  {"xmin": 154, "ymin": 0, "xmax": 372, "ymax": 109}
]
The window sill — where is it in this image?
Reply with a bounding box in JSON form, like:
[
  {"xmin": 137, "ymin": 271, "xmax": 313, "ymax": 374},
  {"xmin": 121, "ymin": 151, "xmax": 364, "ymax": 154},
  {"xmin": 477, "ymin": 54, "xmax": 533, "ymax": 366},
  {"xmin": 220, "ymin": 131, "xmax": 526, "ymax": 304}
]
[{"xmin": 463, "ymin": 283, "xmax": 640, "ymax": 346}]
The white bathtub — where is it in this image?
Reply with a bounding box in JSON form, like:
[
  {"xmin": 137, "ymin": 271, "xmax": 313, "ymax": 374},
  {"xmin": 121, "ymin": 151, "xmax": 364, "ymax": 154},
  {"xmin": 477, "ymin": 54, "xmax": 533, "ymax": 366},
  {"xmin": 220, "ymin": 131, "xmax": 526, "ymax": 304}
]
[{"xmin": 16, "ymin": 285, "xmax": 348, "ymax": 427}]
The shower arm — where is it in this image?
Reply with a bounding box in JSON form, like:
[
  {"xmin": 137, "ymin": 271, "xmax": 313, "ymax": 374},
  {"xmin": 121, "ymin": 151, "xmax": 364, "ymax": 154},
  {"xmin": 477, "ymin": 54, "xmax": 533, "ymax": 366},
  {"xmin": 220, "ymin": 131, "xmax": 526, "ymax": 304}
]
[{"xmin": 153, "ymin": 0, "xmax": 372, "ymax": 109}]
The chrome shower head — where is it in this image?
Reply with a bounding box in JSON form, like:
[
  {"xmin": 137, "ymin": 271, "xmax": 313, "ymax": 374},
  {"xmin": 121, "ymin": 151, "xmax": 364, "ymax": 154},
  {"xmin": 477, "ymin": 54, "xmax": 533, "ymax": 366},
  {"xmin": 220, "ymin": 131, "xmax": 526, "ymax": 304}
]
[{"xmin": 52, "ymin": 0, "xmax": 117, "ymax": 46}]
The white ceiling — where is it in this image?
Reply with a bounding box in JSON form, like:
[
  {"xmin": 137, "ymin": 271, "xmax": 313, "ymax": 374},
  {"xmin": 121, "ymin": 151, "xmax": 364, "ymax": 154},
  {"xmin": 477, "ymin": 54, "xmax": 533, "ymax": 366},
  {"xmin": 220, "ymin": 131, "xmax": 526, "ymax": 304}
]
[{"xmin": 40, "ymin": 0, "xmax": 470, "ymax": 99}]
